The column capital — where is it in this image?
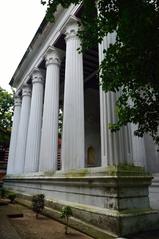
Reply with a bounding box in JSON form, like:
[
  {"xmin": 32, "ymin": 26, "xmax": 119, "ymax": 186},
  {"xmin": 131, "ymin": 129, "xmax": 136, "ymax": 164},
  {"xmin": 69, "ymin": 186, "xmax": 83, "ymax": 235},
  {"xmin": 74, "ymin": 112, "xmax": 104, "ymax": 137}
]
[
  {"xmin": 22, "ymin": 85, "xmax": 31, "ymax": 97},
  {"xmin": 45, "ymin": 46, "xmax": 61, "ymax": 67},
  {"xmin": 14, "ymin": 96, "xmax": 21, "ymax": 107},
  {"xmin": 32, "ymin": 68, "xmax": 44, "ymax": 85},
  {"xmin": 65, "ymin": 21, "xmax": 80, "ymax": 41}
]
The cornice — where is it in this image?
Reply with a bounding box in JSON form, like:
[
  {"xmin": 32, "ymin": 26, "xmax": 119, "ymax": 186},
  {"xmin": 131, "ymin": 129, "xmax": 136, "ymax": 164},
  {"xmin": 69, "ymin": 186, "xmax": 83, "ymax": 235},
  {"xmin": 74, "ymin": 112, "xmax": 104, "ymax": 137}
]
[{"xmin": 10, "ymin": 4, "xmax": 81, "ymax": 92}]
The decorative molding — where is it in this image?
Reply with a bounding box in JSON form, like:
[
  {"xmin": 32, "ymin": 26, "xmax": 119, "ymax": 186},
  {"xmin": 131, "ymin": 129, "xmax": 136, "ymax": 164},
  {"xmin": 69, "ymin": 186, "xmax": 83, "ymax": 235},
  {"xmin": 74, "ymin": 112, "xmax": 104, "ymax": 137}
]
[
  {"xmin": 45, "ymin": 46, "xmax": 61, "ymax": 67},
  {"xmin": 32, "ymin": 68, "xmax": 44, "ymax": 85},
  {"xmin": 22, "ymin": 85, "xmax": 31, "ymax": 97},
  {"xmin": 14, "ymin": 96, "xmax": 21, "ymax": 107},
  {"xmin": 65, "ymin": 21, "xmax": 79, "ymax": 41},
  {"xmin": 13, "ymin": 5, "xmax": 79, "ymax": 91}
]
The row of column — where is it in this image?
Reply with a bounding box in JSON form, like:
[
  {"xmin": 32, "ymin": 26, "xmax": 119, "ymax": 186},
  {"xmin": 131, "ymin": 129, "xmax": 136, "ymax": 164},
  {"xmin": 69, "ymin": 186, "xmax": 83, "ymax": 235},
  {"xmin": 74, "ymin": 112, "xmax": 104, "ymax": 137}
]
[
  {"xmin": 7, "ymin": 21, "xmax": 139, "ymax": 176},
  {"xmin": 7, "ymin": 20, "xmax": 85, "ymax": 175}
]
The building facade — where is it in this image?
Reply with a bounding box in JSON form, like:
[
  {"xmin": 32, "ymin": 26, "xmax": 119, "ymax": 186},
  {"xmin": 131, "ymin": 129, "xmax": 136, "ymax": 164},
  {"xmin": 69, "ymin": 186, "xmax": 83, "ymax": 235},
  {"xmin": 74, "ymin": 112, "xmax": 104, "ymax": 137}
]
[{"xmin": 5, "ymin": 4, "xmax": 159, "ymax": 238}]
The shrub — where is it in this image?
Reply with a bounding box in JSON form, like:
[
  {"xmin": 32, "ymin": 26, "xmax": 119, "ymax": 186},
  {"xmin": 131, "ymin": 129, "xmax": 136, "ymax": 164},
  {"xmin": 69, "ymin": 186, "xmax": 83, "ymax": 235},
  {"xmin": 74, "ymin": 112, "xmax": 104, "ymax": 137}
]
[
  {"xmin": 8, "ymin": 192, "xmax": 16, "ymax": 203},
  {"xmin": 32, "ymin": 194, "xmax": 45, "ymax": 219},
  {"xmin": 0, "ymin": 188, "xmax": 8, "ymax": 198},
  {"xmin": 60, "ymin": 206, "xmax": 73, "ymax": 234}
]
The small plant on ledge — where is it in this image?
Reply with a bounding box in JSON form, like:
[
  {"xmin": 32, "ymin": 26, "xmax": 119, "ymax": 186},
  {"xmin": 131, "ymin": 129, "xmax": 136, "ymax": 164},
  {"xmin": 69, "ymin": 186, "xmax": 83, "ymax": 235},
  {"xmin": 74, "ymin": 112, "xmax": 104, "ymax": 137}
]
[
  {"xmin": 8, "ymin": 192, "xmax": 16, "ymax": 203},
  {"xmin": 60, "ymin": 206, "xmax": 73, "ymax": 234},
  {"xmin": 0, "ymin": 188, "xmax": 8, "ymax": 198},
  {"xmin": 32, "ymin": 194, "xmax": 45, "ymax": 219}
]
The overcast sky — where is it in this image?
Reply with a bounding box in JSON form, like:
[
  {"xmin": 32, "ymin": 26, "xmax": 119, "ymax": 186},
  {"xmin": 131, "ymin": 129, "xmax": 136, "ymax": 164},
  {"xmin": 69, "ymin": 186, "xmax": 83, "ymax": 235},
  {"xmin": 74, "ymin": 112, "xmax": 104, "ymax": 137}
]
[{"xmin": 0, "ymin": 0, "xmax": 46, "ymax": 92}]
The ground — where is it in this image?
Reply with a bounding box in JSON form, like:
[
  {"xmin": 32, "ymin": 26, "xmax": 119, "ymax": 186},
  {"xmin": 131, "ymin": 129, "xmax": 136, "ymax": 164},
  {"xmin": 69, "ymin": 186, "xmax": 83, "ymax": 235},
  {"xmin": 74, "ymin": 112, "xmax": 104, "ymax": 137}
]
[
  {"xmin": 0, "ymin": 201, "xmax": 92, "ymax": 239},
  {"xmin": 0, "ymin": 200, "xmax": 159, "ymax": 239}
]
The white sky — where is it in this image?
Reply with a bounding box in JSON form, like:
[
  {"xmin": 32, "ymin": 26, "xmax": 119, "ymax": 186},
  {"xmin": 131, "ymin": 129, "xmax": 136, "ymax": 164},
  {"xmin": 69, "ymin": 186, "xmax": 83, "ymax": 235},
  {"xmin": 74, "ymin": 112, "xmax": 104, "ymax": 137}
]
[{"xmin": 0, "ymin": 0, "xmax": 46, "ymax": 92}]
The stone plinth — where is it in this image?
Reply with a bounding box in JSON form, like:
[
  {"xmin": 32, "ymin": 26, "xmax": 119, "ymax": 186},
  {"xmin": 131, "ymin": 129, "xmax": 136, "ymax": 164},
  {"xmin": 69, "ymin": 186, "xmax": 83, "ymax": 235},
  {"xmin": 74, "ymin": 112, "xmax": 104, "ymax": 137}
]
[{"xmin": 4, "ymin": 166, "xmax": 159, "ymax": 237}]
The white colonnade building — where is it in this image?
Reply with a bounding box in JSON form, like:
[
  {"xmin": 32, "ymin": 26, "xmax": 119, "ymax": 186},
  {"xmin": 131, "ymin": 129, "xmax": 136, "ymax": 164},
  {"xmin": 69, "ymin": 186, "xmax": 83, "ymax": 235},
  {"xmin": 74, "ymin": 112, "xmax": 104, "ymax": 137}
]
[{"xmin": 5, "ymin": 4, "xmax": 159, "ymax": 238}]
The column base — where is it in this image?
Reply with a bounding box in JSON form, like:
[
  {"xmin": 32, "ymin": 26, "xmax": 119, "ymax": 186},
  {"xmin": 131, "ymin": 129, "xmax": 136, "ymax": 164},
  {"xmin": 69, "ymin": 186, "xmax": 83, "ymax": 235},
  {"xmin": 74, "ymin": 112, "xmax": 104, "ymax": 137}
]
[{"xmin": 4, "ymin": 165, "xmax": 159, "ymax": 237}]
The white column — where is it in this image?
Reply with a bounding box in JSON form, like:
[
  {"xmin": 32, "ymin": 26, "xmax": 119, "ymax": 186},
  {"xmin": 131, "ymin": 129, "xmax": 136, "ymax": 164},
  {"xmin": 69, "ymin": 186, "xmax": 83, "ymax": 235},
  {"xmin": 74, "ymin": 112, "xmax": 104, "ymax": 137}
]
[
  {"xmin": 24, "ymin": 68, "xmax": 44, "ymax": 173},
  {"xmin": 14, "ymin": 85, "xmax": 31, "ymax": 174},
  {"xmin": 99, "ymin": 33, "xmax": 132, "ymax": 166},
  {"xmin": 39, "ymin": 47, "xmax": 61, "ymax": 172},
  {"xmin": 7, "ymin": 95, "xmax": 21, "ymax": 174},
  {"xmin": 61, "ymin": 21, "xmax": 85, "ymax": 171}
]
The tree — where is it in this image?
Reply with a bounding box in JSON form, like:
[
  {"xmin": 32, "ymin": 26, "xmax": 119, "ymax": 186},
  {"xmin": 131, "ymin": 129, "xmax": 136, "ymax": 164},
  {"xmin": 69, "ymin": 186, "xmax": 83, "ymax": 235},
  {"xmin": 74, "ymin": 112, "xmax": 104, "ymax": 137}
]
[
  {"xmin": 0, "ymin": 87, "xmax": 13, "ymax": 143},
  {"xmin": 41, "ymin": 0, "xmax": 159, "ymax": 145}
]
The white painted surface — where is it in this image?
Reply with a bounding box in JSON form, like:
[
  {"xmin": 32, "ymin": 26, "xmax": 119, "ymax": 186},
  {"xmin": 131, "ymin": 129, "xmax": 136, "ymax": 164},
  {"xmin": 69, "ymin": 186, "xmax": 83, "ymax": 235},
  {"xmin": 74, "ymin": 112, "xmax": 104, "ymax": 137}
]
[
  {"xmin": 39, "ymin": 47, "xmax": 61, "ymax": 172},
  {"xmin": 14, "ymin": 86, "xmax": 31, "ymax": 173},
  {"xmin": 7, "ymin": 96, "xmax": 21, "ymax": 174},
  {"xmin": 24, "ymin": 69, "xmax": 44, "ymax": 172},
  {"xmin": 61, "ymin": 21, "xmax": 85, "ymax": 170}
]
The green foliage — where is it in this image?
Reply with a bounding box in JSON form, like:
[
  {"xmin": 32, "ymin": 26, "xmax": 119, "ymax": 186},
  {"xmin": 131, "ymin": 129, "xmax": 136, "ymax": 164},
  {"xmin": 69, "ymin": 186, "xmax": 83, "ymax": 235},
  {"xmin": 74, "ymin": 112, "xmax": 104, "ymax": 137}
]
[
  {"xmin": 42, "ymin": 0, "xmax": 159, "ymax": 145},
  {"xmin": 60, "ymin": 205, "xmax": 73, "ymax": 219},
  {"xmin": 99, "ymin": 0, "xmax": 159, "ymax": 145},
  {"xmin": 32, "ymin": 194, "xmax": 45, "ymax": 218},
  {"xmin": 1, "ymin": 189, "xmax": 16, "ymax": 203},
  {"xmin": 60, "ymin": 206, "xmax": 73, "ymax": 234},
  {"xmin": 0, "ymin": 188, "xmax": 8, "ymax": 198},
  {"xmin": 7, "ymin": 192, "xmax": 16, "ymax": 203},
  {"xmin": 0, "ymin": 87, "xmax": 13, "ymax": 143}
]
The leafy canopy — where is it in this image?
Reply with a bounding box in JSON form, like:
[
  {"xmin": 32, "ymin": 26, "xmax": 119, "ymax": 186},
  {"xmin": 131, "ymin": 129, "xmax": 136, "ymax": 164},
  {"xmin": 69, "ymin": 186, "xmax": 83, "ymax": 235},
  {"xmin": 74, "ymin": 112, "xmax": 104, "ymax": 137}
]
[
  {"xmin": 41, "ymin": 0, "xmax": 159, "ymax": 145},
  {"xmin": 0, "ymin": 87, "xmax": 13, "ymax": 142}
]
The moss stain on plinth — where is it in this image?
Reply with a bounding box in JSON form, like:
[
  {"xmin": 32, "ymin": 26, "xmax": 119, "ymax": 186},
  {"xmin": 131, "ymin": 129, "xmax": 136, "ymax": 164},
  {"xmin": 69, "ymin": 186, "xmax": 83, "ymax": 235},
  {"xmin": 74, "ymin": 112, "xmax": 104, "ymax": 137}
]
[
  {"xmin": 105, "ymin": 164, "xmax": 151, "ymax": 177},
  {"xmin": 43, "ymin": 170, "xmax": 56, "ymax": 176},
  {"xmin": 64, "ymin": 169, "xmax": 89, "ymax": 178}
]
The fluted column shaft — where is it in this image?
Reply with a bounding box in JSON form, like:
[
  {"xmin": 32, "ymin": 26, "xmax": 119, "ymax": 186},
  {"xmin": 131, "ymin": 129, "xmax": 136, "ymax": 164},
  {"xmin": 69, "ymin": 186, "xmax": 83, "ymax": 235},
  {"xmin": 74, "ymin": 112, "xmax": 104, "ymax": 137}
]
[
  {"xmin": 99, "ymin": 33, "xmax": 132, "ymax": 166},
  {"xmin": 7, "ymin": 96, "xmax": 21, "ymax": 174},
  {"xmin": 131, "ymin": 124, "xmax": 147, "ymax": 168},
  {"xmin": 61, "ymin": 22, "xmax": 85, "ymax": 170},
  {"xmin": 14, "ymin": 86, "xmax": 31, "ymax": 174},
  {"xmin": 39, "ymin": 47, "xmax": 61, "ymax": 172},
  {"xmin": 24, "ymin": 68, "xmax": 44, "ymax": 173}
]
